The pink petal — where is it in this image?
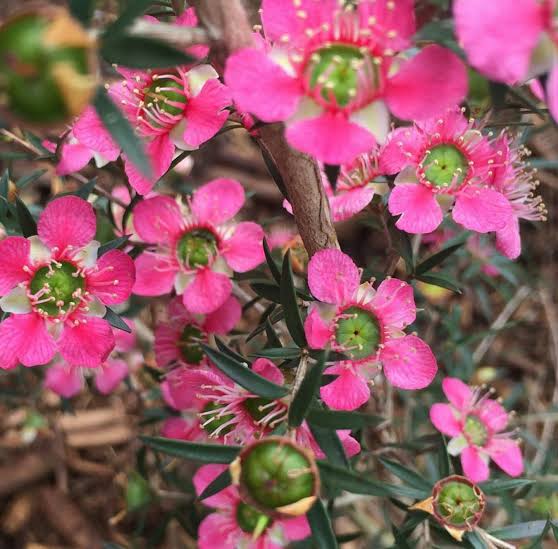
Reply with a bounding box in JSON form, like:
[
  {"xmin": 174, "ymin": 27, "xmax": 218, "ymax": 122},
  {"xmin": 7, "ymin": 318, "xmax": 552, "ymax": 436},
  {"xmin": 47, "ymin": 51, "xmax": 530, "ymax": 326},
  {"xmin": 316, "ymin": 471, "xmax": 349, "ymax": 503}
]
[
  {"xmin": 133, "ymin": 252, "xmax": 176, "ymax": 296},
  {"xmin": 380, "ymin": 127, "xmax": 422, "ymax": 174},
  {"xmin": 320, "ymin": 366, "xmax": 370, "ymax": 411},
  {"xmin": 56, "ymin": 142, "xmax": 94, "ymax": 175},
  {"xmin": 304, "ymin": 306, "xmax": 334, "ymax": 349},
  {"xmin": 191, "ymin": 178, "xmax": 245, "ymax": 225},
  {"xmin": 59, "ymin": 317, "xmax": 115, "ymax": 367},
  {"xmin": 496, "ymin": 217, "xmax": 521, "ymax": 260},
  {"xmin": 429, "ymin": 403, "xmax": 463, "ymax": 437},
  {"xmin": 225, "ymin": 48, "xmax": 301, "ymax": 122},
  {"xmin": 547, "ymin": 63, "xmax": 558, "ymax": 122},
  {"xmin": 308, "ymin": 249, "xmax": 360, "ymax": 305},
  {"xmin": 38, "ymin": 196, "xmax": 96, "ymax": 251},
  {"xmin": 372, "ymin": 277, "xmax": 416, "ymax": 330},
  {"xmin": 388, "ymin": 183, "xmax": 443, "ymax": 234},
  {"xmin": 72, "ymin": 106, "xmax": 120, "ymax": 159},
  {"xmin": 133, "ymin": 195, "xmax": 183, "ymax": 244},
  {"xmin": 161, "ymin": 416, "xmax": 200, "ymax": 440},
  {"xmin": 183, "ymin": 78, "xmax": 230, "ymax": 148},
  {"xmin": 454, "ymin": 0, "xmax": 543, "ymax": 83},
  {"xmin": 0, "ymin": 236, "xmax": 30, "ymax": 295},
  {"xmin": 154, "ymin": 323, "xmax": 181, "ymax": 368},
  {"xmin": 193, "ymin": 464, "xmax": 238, "ymax": 509},
  {"xmin": 330, "ymin": 186, "xmax": 375, "ymax": 222},
  {"xmin": 381, "ymin": 335, "xmax": 437, "ymax": 390},
  {"xmin": 453, "ymin": 188, "xmax": 513, "ymax": 233},
  {"xmin": 183, "ymin": 268, "xmax": 232, "ymax": 314},
  {"xmin": 337, "ymin": 430, "xmax": 362, "ymax": 458},
  {"xmin": 461, "ymin": 446, "xmax": 489, "ymax": 483},
  {"xmin": 442, "ymin": 377, "xmax": 473, "ymax": 410},
  {"xmin": 197, "ymin": 513, "xmax": 239, "ymax": 549},
  {"xmin": 88, "ymin": 250, "xmax": 135, "ymax": 305},
  {"xmin": 94, "ymin": 358, "xmax": 128, "ymax": 394},
  {"xmin": 202, "ymin": 296, "xmax": 241, "ymax": 335},
  {"xmin": 279, "ymin": 516, "xmax": 311, "ymax": 541},
  {"xmin": 222, "ymin": 222, "xmax": 265, "ymax": 272},
  {"xmin": 386, "ymin": 45, "xmax": 467, "ymax": 121},
  {"xmin": 252, "ymin": 358, "xmax": 285, "ymax": 385},
  {"xmin": 486, "ymin": 439, "xmax": 524, "ymax": 477},
  {"xmin": 0, "ymin": 313, "xmax": 56, "ymax": 369},
  {"xmin": 45, "ymin": 363, "xmax": 83, "ymax": 398},
  {"xmin": 286, "ymin": 113, "xmax": 375, "ymax": 165},
  {"xmin": 167, "ymin": 367, "xmax": 224, "ymax": 410},
  {"xmin": 114, "ymin": 318, "xmax": 135, "ymax": 352},
  {"xmin": 478, "ymin": 400, "xmax": 509, "ymax": 433},
  {"xmin": 176, "ymin": 8, "xmax": 210, "ymax": 58}
]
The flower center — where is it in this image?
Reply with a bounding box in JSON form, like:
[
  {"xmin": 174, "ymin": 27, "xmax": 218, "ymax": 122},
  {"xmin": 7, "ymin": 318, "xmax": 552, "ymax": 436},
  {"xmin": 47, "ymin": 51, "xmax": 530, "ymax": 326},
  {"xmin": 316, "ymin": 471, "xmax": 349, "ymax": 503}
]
[
  {"xmin": 464, "ymin": 415, "xmax": 488, "ymax": 446},
  {"xmin": 29, "ymin": 261, "xmax": 85, "ymax": 317},
  {"xmin": 335, "ymin": 306, "xmax": 381, "ymax": 360},
  {"xmin": 244, "ymin": 397, "xmax": 274, "ymax": 422},
  {"xmin": 176, "ymin": 229, "xmax": 217, "ymax": 269},
  {"xmin": 421, "ymin": 144, "xmax": 468, "ymax": 190},
  {"xmin": 434, "ymin": 479, "xmax": 484, "ymax": 528},
  {"xmin": 177, "ymin": 324, "xmax": 205, "ymax": 364},
  {"xmin": 236, "ymin": 502, "xmax": 272, "ymax": 534},
  {"xmin": 200, "ymin": 401, "xmax": 235, "ymax": 437}
]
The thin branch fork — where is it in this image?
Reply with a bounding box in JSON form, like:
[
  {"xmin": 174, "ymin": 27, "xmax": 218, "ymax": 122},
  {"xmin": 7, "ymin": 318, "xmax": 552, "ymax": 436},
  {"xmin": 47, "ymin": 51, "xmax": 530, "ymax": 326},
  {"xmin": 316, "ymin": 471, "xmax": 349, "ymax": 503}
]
[{"xmin": 129, "ymin": 19, "xmax": 212, "ymax": 47}]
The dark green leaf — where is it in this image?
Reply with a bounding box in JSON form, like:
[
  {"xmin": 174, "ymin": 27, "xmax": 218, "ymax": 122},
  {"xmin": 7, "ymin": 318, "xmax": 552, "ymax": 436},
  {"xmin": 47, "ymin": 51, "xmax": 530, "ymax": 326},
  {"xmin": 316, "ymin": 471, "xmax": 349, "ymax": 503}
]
[
  {"xmin": 202, "ymin": 344, "xmax": 288, "ymax": 399},
  {"xmin": 280, "ymin": 251, "xmax": 307, "ymax": 347},
  {"xmin": 259, "ymin": 142, "xmax": 289, "ymax": 200},
  {"xmin": 104, "ymin": 308, "xmax": 132, "ymax": 333},
  {"xmin": 397, "ymin": 231, "xmax": 414, "ymax": 275},
  {"xmin": 75, "ymin": 178, "xmax": 98, "ymax": 199},
  {"xmin": 15, "ymin": 199, "xmax": 37, "ymax": 237},
  {"xmin": 215, "ymin": 337, "xmax": 246, "ymax": 364},
  {"xmin": 141, "ymin": 436, "xmax": 241, "ymax": 463},
  {"xmin": 0, "ymin": 170, "xmax": 9, "ymax": 219},
  {"xmin": 104, "ymin": 0, "xmax": 155, "ymax": 36},
  {"xmin": 309, "ymin": 425, "xmax": 349, "ymax": 469},
  {"xmin": 263, "ymin": 237, "xmax": 281, "ymax": 284},
  {"xmin": 16, "ymin": 169, "xmax": 47, "ymax": 190},
  {"xmin": 69, "ymin": 0, "xmax": 95, "ymax": 25},
  {"xmin": 199, "ymin": 468, "xmax": 232, "ymax": 500},
  {"xmin": 250, "ymin": 281, "xmax": 281, "ymax": 303},
  {"xmin": 479, "ymin": 478, "xmax": 535, "ymax": 495},
  {"xmin": 379, "ymin": 458, "xmax": 433, "ymax": 493},
  {"xmin": 98, "ymin": 235, "xmax": 131, "ymax": 256},
  {"xmin": 307, "ymin": 409, "xmax": 383, "ymax": 430},
  {"xmin": 251, "ymin": 347, "xmax": 301, "ymax": 359},
  {"xmin": 526, "ymin": 519, "xmax": 552, "ymax": 549},
  {"xmin": 307, "ymin": 500, "xmax": 338, "ymax": 549},
  {"xmin": 392, "ymin": 524, "xmax": 413, "ymax": 549},
  {"xmin": 416, "ymin": 272, "xmax": 462, "ymax": 293},
  {"xmin": 489, "ymin": 520, "xmax": 558, "ymax": 540},
  {"xmin": 264, "ymin": 319, "xmax": 282, "ymax": 348},
  {"xmin": 324, "ymin": 164, "xmax": 340, "ymax": 191},
  {"xmin": 289, "ymin": 352, "xmax": 327, "ymax": 427},
  {"xmin": 415, "ymin": 242, "xmax": 466, "ymax": 275},
  {"xmin": 466, "ymin": 530, "xmax": 487, "ymax": 549},
  {"xmin": 93, "ymin": 87, "xmax": 150, "ymax": 177},
  {"xmin": 437, "ymin": 435, "xmax": 450, "ymax": 478}
]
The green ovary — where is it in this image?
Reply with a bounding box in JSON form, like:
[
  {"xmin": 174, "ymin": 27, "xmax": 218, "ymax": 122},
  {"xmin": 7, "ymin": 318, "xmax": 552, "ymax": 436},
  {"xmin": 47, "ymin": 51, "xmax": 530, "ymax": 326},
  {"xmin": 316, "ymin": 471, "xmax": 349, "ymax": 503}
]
[
  {"xmin": 144, "ymin": 76, "xmax": 187, "ymax": 117},
  {"xmin": 236, "ymin": 503, "xmax": 272, "ymax": 534},
  {"xmin": 29, "ymin": 261, "xmax": 84, "ymax": 316},
  {"xmin": 422, "ymin": 145, "xmax": 468, "ymax": 189},
  {"xmin": 244, "ymin": 397, "xmax": 274, "ymax": 423},
  {"xmin": 435, "ymin": 481, "xmax": 482, "ymax": 527},
  {"xmin": 464, "ymin": 415, "xmax": 488, "ymax": 446},
  {"xmin": 176, "ymin": 229, "xmax": 217, "ymax": 269},
  {"xmin": 200, "ymin": 402, "xmax": 235, "ymax": 437},
  {"xmin": 335, "ymin": 306, "xmax": 381, "ymax": 360},
  {"xmin": 178, "ymin": 324, "xmax": 205, "ymax": 364}
]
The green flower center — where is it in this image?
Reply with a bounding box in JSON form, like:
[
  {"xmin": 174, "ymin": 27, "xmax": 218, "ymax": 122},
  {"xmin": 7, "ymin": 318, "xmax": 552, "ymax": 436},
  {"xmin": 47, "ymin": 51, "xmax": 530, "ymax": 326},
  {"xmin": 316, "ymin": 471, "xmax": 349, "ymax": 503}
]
[
  {"xmin": 422, "ymin": 144, "xmax": 468, "ymax": 189},
  {"xmin": 200, "ymin": 402, "xmax": 235, "ymax": 437},
  {"xmin": 464, "ymin": 415, "xmax": 488, "ymax": 446},
  {"xmin": 244, "ymin": 397, "xmax": 275, "ymax": 423},
  {"xmin": 435, "ymin": 479, "xmax": 483, "ymax": 528},
  {"xmin": 335, "ymin": 306, "xmax": 381, "ymax": 360},
  {"xmin": 236, "ymin": 502, "xmax": 272, "ymax": 534},
  {"xmin": 307, "ymin": 44, "xmax": 378, "ymax": 107},
  {"xmin": 144, "ymin": 74, "xmax": 187, "ymax": 117},
  {"xmin": 176, "ymin": 229, "xmax": 217, "ymax": 269},
  {"xmin": 177, "ymin": 324, "xmax": 205, "ymax": 364},
  {"xmin": 29, "ymin": 261, "xmax": 85, "ymax": 317}
]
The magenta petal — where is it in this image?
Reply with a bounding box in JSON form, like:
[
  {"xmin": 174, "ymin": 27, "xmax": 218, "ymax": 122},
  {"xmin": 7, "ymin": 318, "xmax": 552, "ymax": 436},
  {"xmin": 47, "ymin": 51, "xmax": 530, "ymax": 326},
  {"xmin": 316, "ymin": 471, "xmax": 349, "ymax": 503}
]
[
  {"xmin": 279, "ymin": 516, "xmax": 311, "ymax": 542},
  {"xmin": 161, "ymin": 416, "xmax": 199, "ymax": 440},
  {"xmin": 193, "ymin": 464, "xmax": 238, "ymax": 508},
  {"xmin": 308, "ymin": 249, "xmax": 360, "ymax": 305},
  {"xmin": 453, "ymin": 188, "xmax": 513, "ymax": 233},
  {"xmin": 225, "ymin": 48, "xmax": 301, "ymax": 122},
  {"xmin": 0, "ymin": 236, "xmax": 30, "ymax": 295},
  {"xmin": 222, "ymin": 222, "xmax": 265, "ymax": 272},
  {"xmin": 94, "ymin": 358, "xmax": 128, "ymax": 394},
  {"xmin": 154, "ymin": 323, "xmax": 181, "ymax": 368},
  {"xmin": 197, "ymin": 513, "xmax": 239, "ymax": 549},
  {"xmin": 381, "ymin": 335, "xmax": 437, "ymax": 390},
  {"xmin": 330, "ymin": 186, "xmax": 375, "ymax": 222},
  {"xmin": 203, "ymin": 296, "xmax": 241, "ymax": 335},
  {"xmin": 191, "ymin": 178, "xmax": 245, "ymax": 225},
  {"xmin": 183, "ymin": 78, "xmax": 230, "ymax": 148},
  {"xmin": 304, "ymin": 307, "xmax": 334, "ymax": 349},
  {"xmin": 461, "ymin": 446, "xmax": 489, "ymax": 483},
  {"xmin": 386, "ymin": 45, "xmax": 467, "ymax": 121},
  {"xmin": 486, "ymin": 439, "xmax": 524, "ymax": 477},
  {"xmin": 73, "ymin": 106, "xmax": 120, "ymax": 159},
  {"xmin": 88, "ymin": 249, "xmax": 135, "ymax": 305},
  {"xmin": 59, "ymin": 317, "xmax": 115, "ymax": 367},
  {"xmin": 388, "ymin": 183, "xmax": 443, "ymax": 234},
  {"xmin": 56, "ymin": 142, "xmax": 94, "ymax": 175},
  {"xmin": 320, "ymin": 368, "xmax": 370, "ymax": 411},
  {"xmin": 380, "ymin": 127, "xmax": 422, "ymax": 174},
  {"xmin": 286, "ymin": 113, "xmax": 375, "ymax": 165},
  {"xmin": 114, "ymin": 319, "xmax": 135, "ymax": 352},
  {"xmin": 38, "ymin": 196, "xmax": 96, "ymax": 251},
  {"xmin": 442, "ymin": 377, "xmax": 473, "ymax": 410},
  {"xmin": 495, "ymin": 217, "xmax": 521, "ymax": 260},
  {"xmin": 478, "ymin": 400, "xmax": 509, "ymax": 432},
  {"xmin": 547, "ymin": 63, "xmax": 558, "ymax": 122},
  {"xmin": 429, "ymin": 403, "xmax": 463, "ymax": 437},
  {"xmin": 183, "ymin": 268, "xmax": 232, "ymax": 314},
  {"xmin": 252, "ymin": 358, "xmax": 284, "ymax": 385},
  {"xmin": 373, "ymin": 277, "xmax": 416, "ymax": 330},
  {"xmin": 133, "ymin": 253, "xmax": 176, "ymax": 296},
  {"xmin": 45, "ymin": 363, "xmax": 83, "ymax": 398},
  {"xmin": 133, "ymin": 195, "xmax": 183, "ymax": 244}
]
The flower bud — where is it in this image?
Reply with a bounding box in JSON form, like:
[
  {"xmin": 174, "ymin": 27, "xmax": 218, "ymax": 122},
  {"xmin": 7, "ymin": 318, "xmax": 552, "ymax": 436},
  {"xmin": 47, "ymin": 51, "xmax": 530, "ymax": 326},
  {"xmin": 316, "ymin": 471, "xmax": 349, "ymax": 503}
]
[
  {"xmin": 230, "ymin": 436, "xmax": 319, "ymax": 518},
  {"xmin": 0, "ymin": 6, "xmax": 96, "ymax": 125},
  {"xmin": 126, "ymin": 471, "xmax": 153, "ymax": 512}
]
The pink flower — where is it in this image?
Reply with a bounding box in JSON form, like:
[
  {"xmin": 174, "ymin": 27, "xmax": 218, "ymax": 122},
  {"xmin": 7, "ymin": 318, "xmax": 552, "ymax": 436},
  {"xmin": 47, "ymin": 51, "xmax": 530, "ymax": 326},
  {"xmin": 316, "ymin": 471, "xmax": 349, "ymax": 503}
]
[
  {"xmin": 382, "ymin": 108, "xmax": 514, "ymax": 234},
  {"xmin": 0, "ymin": 196, "xmax": 135, "ymax": 370},
  {"xmin": 430, "ymin": 377, "xmax": 524, "ymax": 483},
  {"xmin": 193, "ymin": 464, "xmax": 311, "ymax": 549},
  {"xmin": 155, "ymin": 295, "xmax": 241, "ymax": 369},
  {"xmin": 132, "ymin": 179, "xmax": 264, "ymax": 314},
  {"xmin": 454, "ymin": 0, "xmax": 558, "ymax": 120},
  {"xmin": 225, "ymin": 0, "xmax": 467, "ymax": 164},
  {"xmin": 305, "ymin": 249, "xmax": 437, "ymax": 410}
]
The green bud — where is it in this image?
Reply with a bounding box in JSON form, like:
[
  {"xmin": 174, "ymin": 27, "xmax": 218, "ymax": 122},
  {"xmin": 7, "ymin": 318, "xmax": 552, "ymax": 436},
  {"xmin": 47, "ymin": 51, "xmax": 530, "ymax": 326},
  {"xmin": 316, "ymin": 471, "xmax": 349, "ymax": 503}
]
[{"xmin": 126, "ymin": 471, "xmax": 153, "ymax": 512}]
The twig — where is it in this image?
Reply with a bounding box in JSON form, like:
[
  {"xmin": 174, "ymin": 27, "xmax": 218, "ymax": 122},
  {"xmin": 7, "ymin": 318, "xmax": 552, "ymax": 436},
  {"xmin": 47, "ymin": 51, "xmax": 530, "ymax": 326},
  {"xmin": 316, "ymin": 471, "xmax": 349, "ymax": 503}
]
[
  {"xmin": 129, "ymin": 19, "xmax": 212, "ymax": 46},
  {"xmin": 291, "ymin": 351, "xmax": 308, "ymax": 396}
]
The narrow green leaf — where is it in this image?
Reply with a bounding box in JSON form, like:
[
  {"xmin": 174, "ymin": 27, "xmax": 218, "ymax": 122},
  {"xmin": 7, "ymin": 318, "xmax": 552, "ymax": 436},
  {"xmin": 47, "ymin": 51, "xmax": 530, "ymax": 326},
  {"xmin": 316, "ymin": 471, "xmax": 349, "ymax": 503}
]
[
  {"xmin": 526, "ymin": 519, "xmax": 552, "ymax": 549},
  {"xmin": 104, "ymin": 0, "xmax": 155, "ymax": 36},
  {"xmin": 93, "ymin": 87, "xmax": 150, "ymax": 177},
  {"xmin": 288, "ymin": 352, "xmax": 327, "ymax": 427},
  {"xmin": 324, "ymin": 164, "xmax": 340, "ymax": 191},
  {"xmin": 437, "ymin": 435, "xmax": 451, "ymax": 479},
  {"xmin": 264, "ymin": 319, "xmax": 282, "ymax": 348},
  {"xmin": 415, "ymin": 242, "xmax": 466, "ymax": 275},
  {"xmin": 379, "ymin": 458, "xmax": 433, "ymax": 492},
  {"xmin": 199, "ymin": 468, "xmax": 232, "ymax": 500},
  {"xmin": 141, "ymin": 436, "xmax": 241, "ymax": 463},
  {"xmin": 479, "ymin": 478, "xmax": 535, "ymax": 495},
  {"xmin": 307, "ymin": 409, "xmax": 383, "ymax": 430},
  {"xmin": 263, "ymin": 237, "xmax": 281, "ymax": 284},
  {"xmin": 392, "ymin": 524, "xmax": 413, "ymax": 549},
  {"xmin": 69, "ymin": 0, "xmax": 95, "ymax": 25},
  {"xmin": 280, "ymin": 251, "xmax": 307, "ymax": 347},
  {"xmin": 16, "ymin": 169, "xmax": 47, "ymax": 189},
  {"xmin": 202, "ymin": 344, "xmax": 288, "ymax": 400},
  {"xmin": 0, "ymin": 170, "xmax": 9, "ymax": 219},
  {"xmin": 307, "ymin": 500, "xmax": 338, "ymax": 549},
  {"xmin": 259, "ymin": 142, "xmax": 289, "ymax": 200},
  {"xmin": 250, "ymin": 281, "xmax": 281, "ymax": 303},
  {"xmin": 251, "ymin": 347, "xmax": 301, "ymax": 359},
  {"xmin": 15, "ymin": 199, "xmax": 37, "ymax": 237},
  {"xmin": 75, "ymin": 178, "xmax": 98, "ymax": 199},
  {"xmin": 489, "ymin": 520, "xmax": 558, "ymax": 540},
  {"xmin": 416, "ymin": 272, "xmax": 462, "ymax": 293},
  {"xmin": 104, "ymin": 308, "xmax": 132, "ymax": 333},
  {"xmin": 98, "ymin": 235, "xmax": 131, "ymax": 257},
  {"xmin": 309, "ymin": 425, "xmax": 349, "ymax": 469},
  {"xmin": 397, "ymin": 231, "xmax": 414, "ymax": 275},
  {"xmin": 215, "ymin": 337, "xmax": 246, "ymax": 364},
  {"xmin": 466, "ymin": 530, "xmax": 487, "ymax": 549}
]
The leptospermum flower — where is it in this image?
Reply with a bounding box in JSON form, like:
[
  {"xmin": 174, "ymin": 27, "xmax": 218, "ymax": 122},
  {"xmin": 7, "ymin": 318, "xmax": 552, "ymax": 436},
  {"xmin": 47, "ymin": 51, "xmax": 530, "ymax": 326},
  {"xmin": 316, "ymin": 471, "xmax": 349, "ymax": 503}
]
[
  {"xmin": 430, "ymin": 377, "xmax": 524, "ymax": 483},
  {"xmin": 382, "ymin": 108, "xmax": 514, "ymax": 235},
  {"xmin": 193, "ymin": 464, "xmax": 310, "ymax": 549},
  {"xmin": 132, "ymin": 179, "xmax": 264, "ymax": 314},
  {"xmin": 454, "ymin": 0, "xmax": 558, "ymax": 120},
  {"xmin": 154, "ymin": 295, "xmax": 241, "ymax": 369},
  {"xmin": 305, "ymin": 249, "xmax": 437, "ymax": 410},
  {"xmin": 0, "ymin": 196, "xmax": 135, "ymax": 369},
  {"xmin": 225, "ymin": 0, "xmax": 467, "ymax": 164}
]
